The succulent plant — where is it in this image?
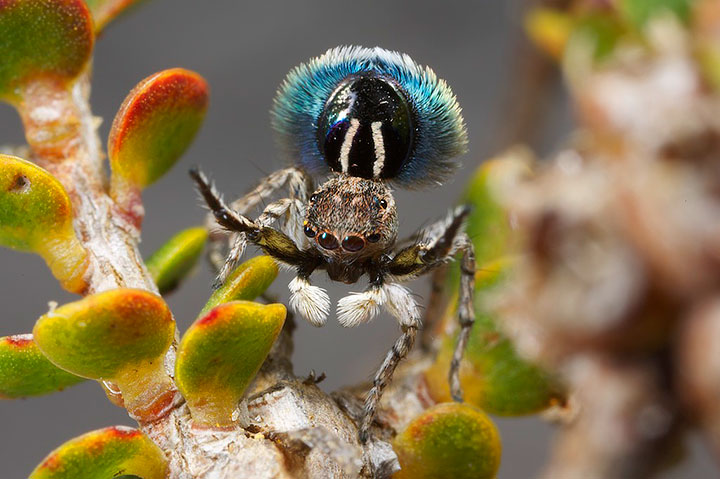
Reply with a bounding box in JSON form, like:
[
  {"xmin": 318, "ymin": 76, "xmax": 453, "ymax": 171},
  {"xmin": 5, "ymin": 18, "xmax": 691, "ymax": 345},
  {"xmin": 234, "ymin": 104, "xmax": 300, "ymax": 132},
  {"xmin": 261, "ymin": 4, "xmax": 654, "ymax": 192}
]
[
  {"xmin": 0, "ymin": 1, "xmax": 526, "ymax": 476},
  {"xmin": 7, "ymin": 0, "xmax": 717, "ymax": 477}
]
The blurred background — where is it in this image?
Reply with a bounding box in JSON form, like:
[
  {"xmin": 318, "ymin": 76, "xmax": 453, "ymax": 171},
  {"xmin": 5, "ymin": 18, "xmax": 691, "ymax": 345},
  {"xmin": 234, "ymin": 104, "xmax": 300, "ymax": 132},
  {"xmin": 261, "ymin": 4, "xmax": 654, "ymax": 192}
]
[{"xmin": 0, "ymin": 0, "xmax": 714, "ymax": 477}]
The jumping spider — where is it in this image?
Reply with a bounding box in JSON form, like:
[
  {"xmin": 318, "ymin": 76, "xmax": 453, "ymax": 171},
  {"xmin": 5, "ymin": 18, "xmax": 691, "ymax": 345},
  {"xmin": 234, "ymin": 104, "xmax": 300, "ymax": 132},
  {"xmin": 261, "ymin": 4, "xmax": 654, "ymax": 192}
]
[{"xmin": 191, "ymin": 46, "xmax": 475, "ymax": 442}]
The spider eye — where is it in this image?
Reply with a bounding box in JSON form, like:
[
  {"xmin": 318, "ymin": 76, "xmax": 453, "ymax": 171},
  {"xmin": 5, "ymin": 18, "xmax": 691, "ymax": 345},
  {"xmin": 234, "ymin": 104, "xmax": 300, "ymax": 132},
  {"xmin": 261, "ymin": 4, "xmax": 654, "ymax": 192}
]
[
  {"xmin": 366, "ymin": 233, "xmax": 381, "ymax": 243},
  {"xmin": 304, "ymin": 225, "xmax": 316, "ymax": 238},
  {"xmin": 374, "ymin": 197, "xmax": 387, "ymax": 209},
  {"xmin": 317, "ymin": 232, "xmax": 339, "ymax": 250},
  {"xmin": 318, "ymin": 75, "xmax": 413, "ymax": 180},
  {"xmin": 342, "ymin": 235, "xmax": 365, "ymax": 252},
  {"xmin": 310, "ymin": 193, "xmax": 318, "ymax": 202}
]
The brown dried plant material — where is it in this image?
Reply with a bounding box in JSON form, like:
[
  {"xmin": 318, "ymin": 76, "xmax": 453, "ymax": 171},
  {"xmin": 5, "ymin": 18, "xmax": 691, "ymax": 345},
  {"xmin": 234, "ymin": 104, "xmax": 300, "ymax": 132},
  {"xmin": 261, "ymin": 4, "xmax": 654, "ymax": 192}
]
[{"xmin": 495, "ymin": 5, "xmax": 720, "ymax": 477}]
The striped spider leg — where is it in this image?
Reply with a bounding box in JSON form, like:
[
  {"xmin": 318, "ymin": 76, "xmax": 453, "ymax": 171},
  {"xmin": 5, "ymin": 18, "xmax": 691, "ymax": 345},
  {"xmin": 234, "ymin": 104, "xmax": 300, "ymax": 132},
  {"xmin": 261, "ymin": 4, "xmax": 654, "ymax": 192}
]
[
  {"xmin": 204, "ymin": 167, "xmax": 313, "ymax": 288},
  {"xmin": 352, "ymin": 206, "xmax": 475, "ymax": 442}
]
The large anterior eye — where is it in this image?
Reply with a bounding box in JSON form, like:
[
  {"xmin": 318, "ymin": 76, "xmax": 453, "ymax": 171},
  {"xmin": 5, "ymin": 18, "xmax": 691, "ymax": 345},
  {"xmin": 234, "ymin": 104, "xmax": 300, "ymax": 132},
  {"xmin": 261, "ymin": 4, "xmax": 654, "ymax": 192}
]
[{"xmin": 318, "ymin": 75, "xmax": 414, "ymax": 180}]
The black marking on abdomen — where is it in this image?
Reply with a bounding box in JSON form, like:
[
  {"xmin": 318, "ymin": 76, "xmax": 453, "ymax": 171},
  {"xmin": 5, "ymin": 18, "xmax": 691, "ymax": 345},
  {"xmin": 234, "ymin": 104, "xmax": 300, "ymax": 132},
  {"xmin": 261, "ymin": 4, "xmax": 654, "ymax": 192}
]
[{"xmin": 318, "ymin": 74, "xmax": 414, "ymax": 181}]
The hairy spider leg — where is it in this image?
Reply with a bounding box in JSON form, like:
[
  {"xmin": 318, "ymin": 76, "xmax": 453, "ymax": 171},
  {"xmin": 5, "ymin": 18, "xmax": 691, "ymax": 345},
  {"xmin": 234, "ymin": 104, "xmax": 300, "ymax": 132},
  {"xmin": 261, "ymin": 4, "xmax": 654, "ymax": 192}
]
[
  {"xmin": 359, "ymin": 320, "xmax": 419, "ymax": 443},
  {"xmin": 214, "ymin": 197, "xmax": 304, "ymax": 290},
  {"xmin": 191, "ymin": 168, "xmax": 329, "ymax": 324},
  {"xmin": 449, "ymin": 234, "xmax": 475, "ymax": 402},
  {"xmin": 204, "ymin": 167, "xmax": 313, "ymax": 286},
  {"xmin": 359, "ymin": 206, "xmax": 474, "ymax": 442}
]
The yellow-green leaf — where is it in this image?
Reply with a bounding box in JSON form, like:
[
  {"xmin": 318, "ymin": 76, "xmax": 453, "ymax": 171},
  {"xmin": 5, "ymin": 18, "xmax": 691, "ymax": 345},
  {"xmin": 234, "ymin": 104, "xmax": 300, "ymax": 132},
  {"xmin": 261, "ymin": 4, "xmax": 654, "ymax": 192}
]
[
  {"xmin": 393, "ymin": 403, "xmax": 501, "ymax": 479},
  {"xmin": 109, "ymin": 68, "xmax": 209, "ymax": 205},
  {"xmin": 0, "ymin": 154, "xmax": 88, "ymax": 292},
  {"xmin": 0, "ymin": 334, "xmax": 84, "ymax": 398},
  {"xmin": 176, "ymin": 301, "xmax": 286, "ymax": 427},
  {"xmin": 146, "ymin": 226, "xmax": 207, "ymax": 294},
  {"xmin": 618, "ymin": 0, "xmax": 693, "ymax": 28},
  {"xmin": 33, "ymin": 289, "xmax": 176, "ymax": 420},
  {"xmin": 525, "ymin": 7, "xmax": 574, "ymax": 60},
  {"xmin": 201, "ymin": 255, "xmax": 279, "ymax": 314},
  {"xmin": 30, "ymin": 426, "xmax": 167, "ymax": 479},
  {"xmin": 0, "ymin": 0, "xmax": 93, "ymax": 103}
]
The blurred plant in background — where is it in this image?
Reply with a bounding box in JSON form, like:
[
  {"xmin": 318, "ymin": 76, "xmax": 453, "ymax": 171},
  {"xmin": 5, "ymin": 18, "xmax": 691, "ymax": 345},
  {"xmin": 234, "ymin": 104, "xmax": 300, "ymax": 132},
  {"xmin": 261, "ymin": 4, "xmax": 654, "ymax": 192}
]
[
  {"xmin": 503, "ymin": 0, "xmax": 720, "ymax": 477},
  {"xmin": 1, "ymin": 0, "xmax": 718, "ymax": 477}
]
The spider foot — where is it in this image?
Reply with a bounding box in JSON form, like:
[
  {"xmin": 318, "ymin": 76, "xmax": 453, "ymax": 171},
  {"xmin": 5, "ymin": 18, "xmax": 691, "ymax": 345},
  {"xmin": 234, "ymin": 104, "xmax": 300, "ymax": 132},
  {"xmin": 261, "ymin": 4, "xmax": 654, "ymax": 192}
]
[
  {"xmin": 337, "ymin": 287, "xmax": 386, "ymax": 327},
  {"xmin": 288, "ymin": 276, "xmax": 330, "ymax": 327}
]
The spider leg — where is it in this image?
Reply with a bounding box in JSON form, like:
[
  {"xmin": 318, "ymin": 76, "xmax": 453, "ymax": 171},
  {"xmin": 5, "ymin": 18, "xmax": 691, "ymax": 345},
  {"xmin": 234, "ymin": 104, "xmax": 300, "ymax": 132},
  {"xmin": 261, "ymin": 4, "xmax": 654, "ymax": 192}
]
[
  {"xmin": 201, "ymin": 167, "xmax": 312, "ymax": 281},
  {"xmin": 385, "ymin": 205, "xmax": 476, "ymax": 401},
  {"xmin": 191, "ymin": 168, "xmax": 316, "ymax": 261},
  {"xmin": 360, "ymin": 318, "xmax": 420, "ymax": 443},
  {"xmin": 190, "ymin": 168, "xmax": 257, "ymax": 233},
  {"xmin": 214, "ymin": 197, "xmax": 301, "ymax": 288},
  {"xmin": 229, "ymin": 167, "xmax": 311, "ymax": 213},
  {"xmin": 449, "ymin": 233, "xmax": 475, "ymax": 402},
  {"xmin": 357, "ymin": 271, "xmax": 422, "ymax": 442}
]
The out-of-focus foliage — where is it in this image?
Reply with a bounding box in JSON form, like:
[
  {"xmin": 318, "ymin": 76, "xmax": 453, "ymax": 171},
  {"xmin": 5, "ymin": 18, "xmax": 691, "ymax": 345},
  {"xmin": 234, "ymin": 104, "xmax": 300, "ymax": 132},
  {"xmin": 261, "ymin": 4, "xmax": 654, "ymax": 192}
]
[
  {"xmin": 426, "ymin": 258, "xmax": 564, "ymax": 415},
  {"xmin": 392, "ymin": 402, "xmax": 501, "ymax": 479},
  {"xmin": 430, "ymin": 152, "xmax": 562, "ymax": 415}
]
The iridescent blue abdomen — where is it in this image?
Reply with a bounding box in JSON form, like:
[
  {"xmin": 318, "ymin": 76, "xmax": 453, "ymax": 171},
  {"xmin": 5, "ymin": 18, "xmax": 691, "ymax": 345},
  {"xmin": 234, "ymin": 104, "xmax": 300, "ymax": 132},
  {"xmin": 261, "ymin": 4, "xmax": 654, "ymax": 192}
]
[{"xmin": 271, "ymin": 46, "xmax": 467, "ymax": 188}]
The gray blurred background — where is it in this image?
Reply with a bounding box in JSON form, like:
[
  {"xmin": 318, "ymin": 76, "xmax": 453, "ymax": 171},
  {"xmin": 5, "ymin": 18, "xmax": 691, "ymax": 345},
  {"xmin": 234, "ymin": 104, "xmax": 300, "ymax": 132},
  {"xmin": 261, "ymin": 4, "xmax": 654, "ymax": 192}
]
[{"xmin": 0, "ymin": 0, "xmax": 715, "ymax": 477}]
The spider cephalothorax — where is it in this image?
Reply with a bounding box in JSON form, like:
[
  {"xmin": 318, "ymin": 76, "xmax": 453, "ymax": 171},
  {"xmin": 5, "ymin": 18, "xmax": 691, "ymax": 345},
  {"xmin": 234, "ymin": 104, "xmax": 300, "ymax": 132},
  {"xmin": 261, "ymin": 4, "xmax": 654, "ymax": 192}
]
[
  {"xmin": 304, "ymin": 175, "xmax": 397, "ymax": 273},
  {"xmin": 192, "ymin": 46, "xmax": 474, "ymax": 443}
]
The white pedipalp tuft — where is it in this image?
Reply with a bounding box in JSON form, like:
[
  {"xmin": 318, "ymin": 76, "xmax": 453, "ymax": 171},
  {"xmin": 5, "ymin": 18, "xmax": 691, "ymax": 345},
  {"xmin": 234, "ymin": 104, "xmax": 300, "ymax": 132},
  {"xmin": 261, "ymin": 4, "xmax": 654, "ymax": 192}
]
[
  {"xmin": 383, "ymin": 283, "xmax": 421, "ymax": 328},
  {"xmin": 288, "ymin": 277, "xmax": 330, "ymax": 327},
  {"xmin": 337, "ymin": 287, "xmax": 387, "ymax": 328}
]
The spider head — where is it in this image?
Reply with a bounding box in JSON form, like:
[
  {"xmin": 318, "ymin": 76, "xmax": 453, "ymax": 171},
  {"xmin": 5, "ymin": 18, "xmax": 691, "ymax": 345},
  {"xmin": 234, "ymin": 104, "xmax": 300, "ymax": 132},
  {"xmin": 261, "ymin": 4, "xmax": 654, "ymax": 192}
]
[{"xmin": 303, "ymin": 175, "xmax": 397, "ymax": 261}]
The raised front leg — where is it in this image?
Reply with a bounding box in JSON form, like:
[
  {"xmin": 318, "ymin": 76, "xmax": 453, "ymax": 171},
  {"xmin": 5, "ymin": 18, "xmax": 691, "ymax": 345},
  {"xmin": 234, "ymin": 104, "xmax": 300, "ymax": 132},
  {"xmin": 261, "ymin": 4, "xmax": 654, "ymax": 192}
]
[
  {"xmin": 215, "ymin": 197, "xmax": 304, "ymax": 289},
  {"xmin": 191, "ymin": 168, "xmax": 312, "ymax": 266},
  {"xmin": 204, "ymin": 167, "xmax": 312, "ymax": 284},
  {"xmin": 192, "ymin": 168, "xmax": 330, "ymax": 327}
]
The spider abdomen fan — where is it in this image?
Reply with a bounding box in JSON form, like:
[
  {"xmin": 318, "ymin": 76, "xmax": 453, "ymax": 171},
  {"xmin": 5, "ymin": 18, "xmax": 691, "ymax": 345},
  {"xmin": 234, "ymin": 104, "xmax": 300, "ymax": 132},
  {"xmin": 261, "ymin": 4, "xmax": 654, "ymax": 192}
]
[{"xmin": 271, "ymin": 46, "xmax": 468, "ymax": 187}]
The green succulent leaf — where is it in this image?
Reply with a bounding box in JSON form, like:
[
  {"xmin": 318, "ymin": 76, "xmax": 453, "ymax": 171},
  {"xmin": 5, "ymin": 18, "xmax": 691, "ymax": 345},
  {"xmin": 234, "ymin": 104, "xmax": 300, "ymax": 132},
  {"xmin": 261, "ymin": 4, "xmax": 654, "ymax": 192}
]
[
  {"xmin": 109, "ymin": 68, "xmax": 209, "ymax": 204},
  {"xmin": 33, "ymin": 289, "xmax": 176, "ymax": 420},
  {"xmin": 393, "ymin": 402, "xmax": 501, "ymax": 479},
  {"xmin": 426, "ymin": 259, "xmax": 564, "ymax": 415},
  {"xmin": 201, "ymin": 255, "xmax": 279, "ymax": 314},
  {"xmin": 30, "ymin": 426, "xmax": 168, "ymax": 479},
  {"xmin": 428, "ymin": 153, "xmax": 561, "ymax": 414},
  {"xmin": 0, "ymin": 334, "xmax": 84, "ymax": 398},
  {"xmin": 569, "ymin": 12, "xmax": 625, "ymax": 62},
  {"xmin": 83, "ymin": 0, "xmax": 145, "ymax": 32},
  {"xmin": 176, "ymin": 301, "xmax": 286, "ymax": 427},
  {"xmin": 0, "ymin": 0, "xmax": 93, "ymax": 103},
  {"xmin": 146, "ymin": 226, "xmax": 208, "ymax": 294},
  {"xmin": 0, "ymin": 154, "xmax": 88, "ymax": 292},
  {"xmin": 445, "ymin": 152, "xmax": 528, "ymax": 294},
  {"xmin": 462, "ymin": 157, "xmax": 520, "ymax": 267},
  {"xmin": 618, "ymin": 0, "xmax": 693, "ymax": 28}
]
